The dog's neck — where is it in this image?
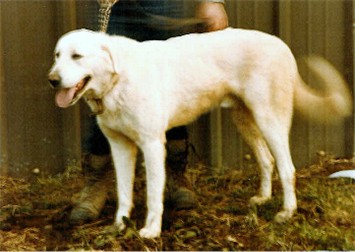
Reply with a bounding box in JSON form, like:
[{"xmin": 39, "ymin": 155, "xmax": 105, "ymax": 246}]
[
  {"xmin": 85, "ymin": 73, "xmax": 119, "ymax": 115},
  {"xmin": 86, "ymin": 98, "xmax": 104, "ymax": 115}
]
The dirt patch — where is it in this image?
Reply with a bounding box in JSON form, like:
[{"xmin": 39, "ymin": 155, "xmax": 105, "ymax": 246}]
[{"xmin": 1, "ymin": 156, "xmax": 354, "ymax": 250}]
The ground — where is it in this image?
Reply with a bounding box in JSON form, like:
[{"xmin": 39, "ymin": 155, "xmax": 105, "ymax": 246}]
[{"xmin": 0, "ymin": 155, "xmax": 354, "ymax": 251}]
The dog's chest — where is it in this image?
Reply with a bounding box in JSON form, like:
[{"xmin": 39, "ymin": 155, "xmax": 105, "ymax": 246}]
[{"xmin": 98, "ymin": 109, "xmax": 141, "ymax": 142}]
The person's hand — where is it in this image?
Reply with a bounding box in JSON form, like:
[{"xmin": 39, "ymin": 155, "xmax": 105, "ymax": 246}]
[{"xmin": 195, "ymin": 2, "xmax": 228, "ymax": 32}]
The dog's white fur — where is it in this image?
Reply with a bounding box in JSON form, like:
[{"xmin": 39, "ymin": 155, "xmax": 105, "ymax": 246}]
[{"xmin": 48, "ymin": 28, "xmax": 352, "ymax": 238}]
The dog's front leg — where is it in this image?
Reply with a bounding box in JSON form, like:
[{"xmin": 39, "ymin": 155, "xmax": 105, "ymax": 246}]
[
  {"xmin": 106, "ymin": 133, "xmax": 137, "ymax": 232},
  {"xmin": 139, "ymin": 139, "xmax": 166, "ymax": 239}
]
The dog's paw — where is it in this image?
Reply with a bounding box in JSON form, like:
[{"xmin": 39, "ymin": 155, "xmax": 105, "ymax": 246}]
[
  {"xmin": 114, "ymin": 216, "xmax": 127, "ymax": 231},
  {"xmin": 103, "ymin": 223, "xmax": 125, "ymax": 236},
  {"xmin": 249, "ymin": 195, "xmax": 270, "ymax": 206},
  {"xmin": 139, "ymin": 227, "xmax": 161, "ymax": 239},
  {"xmin": 274, "ymin": 209, "xmax": 294, "ymax": 223}
]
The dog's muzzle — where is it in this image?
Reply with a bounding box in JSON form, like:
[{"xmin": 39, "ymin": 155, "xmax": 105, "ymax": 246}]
[
  {"xmin": 48, "ymin": 72, "xmax": 61, "ymax": 89},
  {"xmin": 49, "ymin": 75, "xmax": 91, "ymax": 108}
]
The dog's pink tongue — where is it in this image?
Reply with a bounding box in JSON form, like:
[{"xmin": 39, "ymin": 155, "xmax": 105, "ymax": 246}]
[{"xmin": 55, "ymin": 87, "xmax": 77, "ymax": 108}]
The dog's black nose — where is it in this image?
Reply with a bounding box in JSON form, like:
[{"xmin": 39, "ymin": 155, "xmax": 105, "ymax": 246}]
[{"xmin": 48, "ymin": 74, "xmax": 61, "ymax": 88}]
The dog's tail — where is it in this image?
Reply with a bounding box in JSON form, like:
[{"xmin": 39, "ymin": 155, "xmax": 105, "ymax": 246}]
[{"xmin": 294, "ymin": 56, "xmax": 353, "ymax": 123}]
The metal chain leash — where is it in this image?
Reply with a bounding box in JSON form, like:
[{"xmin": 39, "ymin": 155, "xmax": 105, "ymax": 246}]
[
  {"xmin": 98, "ymin": 0, "xmax": 118, "ymax": 32},
  {"xmin": 89, "ymin": 0, "xmax": 119, "ymax": 115}
]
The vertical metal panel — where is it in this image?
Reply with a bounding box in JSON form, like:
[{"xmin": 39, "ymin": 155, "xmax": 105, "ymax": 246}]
[
  {"xmin": 351, "ymin": 0, "xmax": 355, "ymax": 156},
  {"xmin": 0, "ymin": 1, "xmax": 81, "ymax": 178},
  {"xmin": 210, "ymin": 109, "xmax": 223, "ymax": 169},
  {"xmin": 338, "ymin": 0, "xmax": 353, "ymax": 158},
  {"xmin": 0, "ymin": 2, "xmax": 8, "ymax": 175}
]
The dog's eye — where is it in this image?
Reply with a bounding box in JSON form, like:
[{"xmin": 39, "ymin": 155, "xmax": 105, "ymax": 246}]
[
  {"xmin": 55, "ymin": 52, "xmax": 60, "ymax": 58},
  {"xmin": 72, "ymin": 53, "xmax": 83, "ymax": 60}
]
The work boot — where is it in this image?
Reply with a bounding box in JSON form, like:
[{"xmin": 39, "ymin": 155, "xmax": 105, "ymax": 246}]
[
  {"xmin": 165, "ymin": 139, "xmax": 197, "ymax": 210},
  {"xmin": 69, "ymin": 154, "xmax": 113, "ymax": 225}
]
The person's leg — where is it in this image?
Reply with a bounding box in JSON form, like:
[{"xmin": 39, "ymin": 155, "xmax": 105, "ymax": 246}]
[
  {"xmin": 140, "ymin": 0, "xmax": 198, "ymax": 210},
  {"xmin": 69, "ymin": 2, "xmax": 151, "ymax": 225},
  {"xmin": 165, "ymin": 127, "xmax": 197, "ymax": 210},
  {"xmin": 70, "ymin": 126, "xmax": 197, "ymax": 225},
  {"xmin": 69, "ymin": 118, "xmax": 113, "ymax": 224},
  {"xmin": 111, "ymin": 0, "xmax": 198, "ymax": 209},
  {"xmin": 110, "ymin": 0, "xmax": 198, "ymax": 210}
]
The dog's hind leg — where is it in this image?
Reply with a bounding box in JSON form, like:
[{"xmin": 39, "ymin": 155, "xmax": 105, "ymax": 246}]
[
  {"xmin": 103, "ymin": 130, "xmax": 138, "ymax": 232},
  {"xmin": 139, "ymin": 139, "xmax": 166, "ymax": 238},
  {"xmin": 231, "ymin": 100, "xmax": 275, "ymax": 205},
  {"xmin": 248, "ymin": 101, "xmax": 297, "ymax": 223}
]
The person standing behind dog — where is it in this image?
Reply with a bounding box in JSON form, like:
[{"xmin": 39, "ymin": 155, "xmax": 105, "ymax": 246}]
[{"xmin": 69, "ymin": 0, "xmax": 228, "ymax": 225}]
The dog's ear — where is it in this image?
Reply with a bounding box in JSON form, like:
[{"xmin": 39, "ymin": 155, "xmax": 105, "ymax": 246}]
[{"xmin": 101, "ymin": 44, "xmax": 119, "ymax": 74}]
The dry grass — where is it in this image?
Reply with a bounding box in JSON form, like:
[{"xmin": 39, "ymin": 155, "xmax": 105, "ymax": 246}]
[{"xmin": 0, "ymin": 155, "xmax": 354, "ymax": 250}]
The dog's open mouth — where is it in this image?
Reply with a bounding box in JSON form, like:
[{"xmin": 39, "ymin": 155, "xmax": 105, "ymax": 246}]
[{"xmin": 55, "ymin": 76, "xmax": 91, "ymax": 108}]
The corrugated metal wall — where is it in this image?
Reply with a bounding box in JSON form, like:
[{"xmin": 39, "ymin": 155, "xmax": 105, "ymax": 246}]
[{"xmin": 0, "ymin": 0, "xmax": 353, "ymax": 178}]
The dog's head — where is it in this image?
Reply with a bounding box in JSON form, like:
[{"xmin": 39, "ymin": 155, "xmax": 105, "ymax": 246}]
[{"xmin": 48, "ymin": 29, "xmax": 118, "ymax": 108}]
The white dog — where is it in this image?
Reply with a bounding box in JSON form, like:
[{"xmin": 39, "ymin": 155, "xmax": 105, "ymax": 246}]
[{"xmin": 48, "ymin": 28, "xmax": 352, "ymax": 238}]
